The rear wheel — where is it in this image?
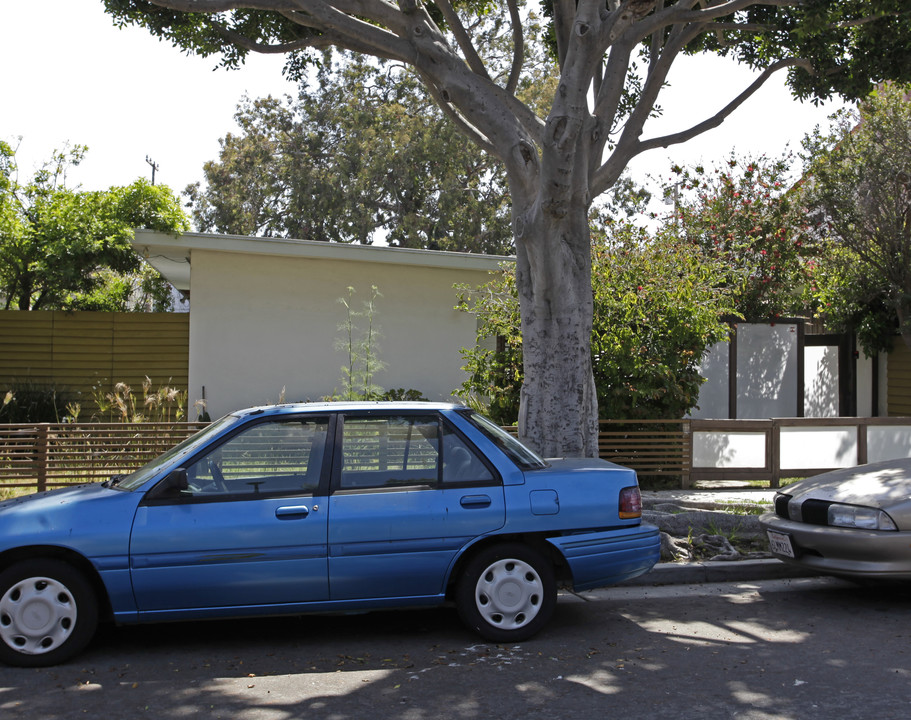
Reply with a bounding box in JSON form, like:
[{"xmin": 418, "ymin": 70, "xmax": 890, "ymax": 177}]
[
  {"xmin": 0, "ymin": 559, "xmax": 98, "ymax": 667},
  {"xmin": 456, "ymin": 543, "xmax": 556, "ymax": 643}
]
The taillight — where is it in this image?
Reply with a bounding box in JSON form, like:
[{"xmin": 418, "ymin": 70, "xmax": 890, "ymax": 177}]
[{"xmin": 619, "ymin": 486, "xmax": 642, "ymax": 519}]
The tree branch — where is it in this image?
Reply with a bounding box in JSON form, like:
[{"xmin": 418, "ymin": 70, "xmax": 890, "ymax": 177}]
[
  {"xmin": 212, "ymin": 19, "xmax": 318, "ymax": 53},
  {"xmin": 434, "ymin": 0, "xmax": 491, "ymax": 81},
  {"xmin": 273, "ymin": 8, "xmax": 411, "ymax": 62},
  {"xmin": 592, "ymin": 19, "xmax": 705, "ymax": 192},
  {"xmin": 594, "ymin": 56, "xmax": 813, "ymax": 195},
  {"xmin": 134, "ymin": 0, "xmax": 304, "ymax": 10},
  {"xmin": 415, "ymin": 71, "xmax": 498, "ymax": 156},
  {"xmin": 552, "ymin": 0, "xmax": 576, "ymax": 68},
  {"xmin": 505, "ymin": 0, "xmax": 524, "ymax": 96},
  {"xmin": 282, "ymin": 2, "xmax": 416, "ymax": 62},
  {"xmin": 638, "ymin": 57, "xmax": 814, "ymax": 153}
]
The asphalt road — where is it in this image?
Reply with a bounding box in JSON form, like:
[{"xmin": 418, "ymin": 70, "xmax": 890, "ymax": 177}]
[{"xmin": 2, "ymin": 576, "xmax": 909, "ymax": 720}]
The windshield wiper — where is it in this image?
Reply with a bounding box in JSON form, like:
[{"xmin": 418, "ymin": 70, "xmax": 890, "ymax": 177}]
[{"xmin": 103, "ymin": 474, "xmax": 125, "ymax": 488}]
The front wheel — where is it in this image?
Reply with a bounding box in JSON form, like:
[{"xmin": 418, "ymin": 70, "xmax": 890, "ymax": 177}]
[
  {"xmin": 456, "ymin": 543, "xmax": 556, "ymax": 643},
  {"xmin": 0, "ymin": 560, "xmax": 98, "ymax": 667}
]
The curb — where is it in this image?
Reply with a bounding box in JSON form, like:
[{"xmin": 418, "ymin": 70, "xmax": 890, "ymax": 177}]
[{"xmin": 620, "ymin": 558, "xmax": 820, "ymax": 586}]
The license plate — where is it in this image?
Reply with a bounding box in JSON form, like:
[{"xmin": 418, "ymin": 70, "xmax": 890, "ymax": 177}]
[{"xmin": 767, "ymin": 530, "xmax": 795, "ymax": 558}]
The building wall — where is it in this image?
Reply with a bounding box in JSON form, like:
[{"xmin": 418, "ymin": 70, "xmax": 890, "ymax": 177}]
[{"xmin": 189, "ymin": 249, "xmax": 494, "ymax": 418}]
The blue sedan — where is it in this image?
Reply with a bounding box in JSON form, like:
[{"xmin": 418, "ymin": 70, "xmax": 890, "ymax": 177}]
[{"xmin": 0, "ymin": 402, "xmax": 659, "ymax": 666}]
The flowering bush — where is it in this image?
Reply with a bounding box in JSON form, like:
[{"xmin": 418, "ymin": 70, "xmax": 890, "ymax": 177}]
[{"xmin": 668, "ymin": 153, "xmax": 816, "ymax": 322}]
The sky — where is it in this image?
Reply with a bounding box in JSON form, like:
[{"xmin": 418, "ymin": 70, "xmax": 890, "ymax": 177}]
[{"xmin": 2, "ymin": 1, "xmax": 851, "ymax": 217}]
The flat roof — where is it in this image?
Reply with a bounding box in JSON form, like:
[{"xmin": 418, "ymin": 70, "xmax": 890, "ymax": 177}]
[{"xmin": 133, "ymin": 230, "xmax": 514, "ymax": 292}]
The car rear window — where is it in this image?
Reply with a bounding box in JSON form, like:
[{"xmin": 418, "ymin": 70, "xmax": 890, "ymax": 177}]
[{"xmin": 462, "ymin": 411, "xmax": 547, "ymax": 470}]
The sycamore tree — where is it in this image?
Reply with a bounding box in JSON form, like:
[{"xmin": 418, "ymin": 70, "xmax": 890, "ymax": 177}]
[
  {"xmin": 801, "ymin": 82, "xmax": 911, "ymax": 355},
  {"xmin": 0, "ymin": 141, "xmax": 188, "ymax": 311},
  {"xmin": 104, "ymin": 0, "xmax": 911, "ymax": 457}
]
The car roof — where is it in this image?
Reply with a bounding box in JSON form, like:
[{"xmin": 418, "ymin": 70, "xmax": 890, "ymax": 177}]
[{"xmin": 229, "ymin": 401, "xmax": 466, "ymax": 419}]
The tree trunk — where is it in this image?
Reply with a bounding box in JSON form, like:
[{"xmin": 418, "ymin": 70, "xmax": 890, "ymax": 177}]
[{"xmin": 514, "ymin": 198, "xmax": 598, "ymax": 458}]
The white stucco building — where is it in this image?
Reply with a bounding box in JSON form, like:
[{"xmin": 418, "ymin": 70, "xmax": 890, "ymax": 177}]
[{"xmin": 134, "ymin": 230, "xmax": 510, "ymax": 418}]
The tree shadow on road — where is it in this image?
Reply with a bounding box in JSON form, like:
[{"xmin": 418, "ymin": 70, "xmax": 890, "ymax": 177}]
[{"xmin": 2, "ymin": 582, "xmax": 909, "ymax": 720}]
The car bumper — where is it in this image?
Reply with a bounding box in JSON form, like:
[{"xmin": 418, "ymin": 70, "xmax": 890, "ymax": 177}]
[
  {"xmin": 546, "ymin": 523, "xmax": 660, "ymax": 591},
  {"xmin": 760, "ymin": 513, "xmax": 911, "ymax": 579}
]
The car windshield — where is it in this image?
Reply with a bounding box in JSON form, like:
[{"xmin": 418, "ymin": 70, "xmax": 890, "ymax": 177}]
[
  {"xmin": 462, "ymin": 411, "xmax": 547, "ymax": 470},
  {"xmin": 114, "ymin": 415, "xmax": 241, "ymax": 491}
]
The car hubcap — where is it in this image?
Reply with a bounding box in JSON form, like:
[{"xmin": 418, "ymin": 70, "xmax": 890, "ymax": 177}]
[
  {"xmin": 0, "ymin": 577, "xmax": 77, "ymax": 655},
  {"xmin": 474, "ymin": 558, "xmax": 542, "ymax": 630}
]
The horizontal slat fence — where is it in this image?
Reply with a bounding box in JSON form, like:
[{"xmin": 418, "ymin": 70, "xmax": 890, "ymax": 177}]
[
  {"xmin": 0, "ymin": 310, "xmax": 189, "ymax": 405},
  {"xmin": 887, "ymin": 343, "xmax": 911, "ymax": 416},
  {"xmin": 598, "ymin": 419, "xmax": 691, "ymax": 483},
  {"xmin": 3, "ymin": 419, "xmax": 693, "ymax": 494},
  {"xmin": 7, "ymin": 416, "xmax": 911, "ymax": 496},
  {"xmin": 0, "ymin": 422, "xmax": 208, "ymax": 492}
]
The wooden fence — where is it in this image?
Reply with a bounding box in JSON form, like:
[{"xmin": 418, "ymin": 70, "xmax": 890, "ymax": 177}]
[
  {"xmin": 689, "ymin": 417, "xmax": 911, "ymax": 488},
  {"xmin": 0, "ymin": 310, "xmax": 189, "ymax": 406},
  {"xmin": 6, "ymin": 417, "xmax": 910, "ymax": 494},
  {"xmin": 1, "ymin": 419, "xmax": 690, "ymax": 494},
  {"xmin": 0, "ymin": 422, "xmax": 208, "ymax": 492},
  {"xmin": 598, "ymin": 419, "xmax": 690, "ymax": 481}
]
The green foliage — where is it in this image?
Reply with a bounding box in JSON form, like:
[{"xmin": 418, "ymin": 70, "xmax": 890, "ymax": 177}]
[
  {"xmin": 328, "ymin": 286, "xmax": 388, "ymax": 401},
  {"xmin": 323, "ymin": 287, "xmax": 426, "ymax": 403},
  {"xmin": 800, "ymin": 83, "xmax": 911, "ymax": 354},
  {"xmin": 669, "ymin": 153, "xmax": 815, "ymax": 322},
  {"xmin": 380, "ymin": 388, "xmax": 429, "ymax": 402},
  {"xmin": 455, "ymin": 263, "xmax": 522, "ymax": 424},
  {"xmin": 684, "ymin": 1, "xmax": 911, "ymax": 103},
  {"xmin": 0, "ymin": 141, "xmax": 189, "ymax": 311},
  {"xmin": 457, "ymin": 231, "xmax": 734, "ymax": 423},
  {"xmin": 104, "ymin": 0, "xmax": 317, "ymax": 77},
  {"xmin": 591, "ymin": 228, "xmax": 735, "ymax": 420}
]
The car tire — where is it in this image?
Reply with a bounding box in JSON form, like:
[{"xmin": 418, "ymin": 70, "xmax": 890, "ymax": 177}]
[
  {"xmin": 456, "ymin": 542, "xmax": 556, "ymax": 643},
  {"xmin": 0, "ymin": 559, "xmax": 99, "ymax": 667}
]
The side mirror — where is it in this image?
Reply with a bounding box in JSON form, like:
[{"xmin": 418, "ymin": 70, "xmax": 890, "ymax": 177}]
[{"xmin": 145, "ymin": 468, "xmax": 189, "ymax": 501}]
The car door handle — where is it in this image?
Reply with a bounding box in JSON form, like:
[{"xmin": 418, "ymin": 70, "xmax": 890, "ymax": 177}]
[
  {"xmin": 460, "ymin": 495, "xmax": 492, "ymax": 509},
  {"xmin": 275, "ymin": 505, "xmax": 310, "ymax": 518}
]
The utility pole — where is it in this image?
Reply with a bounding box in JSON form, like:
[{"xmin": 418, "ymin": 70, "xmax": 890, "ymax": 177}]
[{"xmin": 145, "ymin": 155, "xmax": 159, "ymax": 185}]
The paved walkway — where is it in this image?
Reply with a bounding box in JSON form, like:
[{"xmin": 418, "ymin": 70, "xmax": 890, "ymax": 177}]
[{"xmin": 641, "ymin": 486, "xmax": 778, "ymax": 508}]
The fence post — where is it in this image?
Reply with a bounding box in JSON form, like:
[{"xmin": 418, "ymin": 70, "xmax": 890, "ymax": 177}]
[
  {"xmin": 35, "ymin": 423, "xmax": 49, "ymax": 493},
  {"xmin": 770, "ymin": 420, "xmax": 780, "ymax": 489},
  {"xmin": 857, "ymin": 420, "xmax": 868, "ymax": 466},
  {"xmin": 682, "ymin": 419, "xmax": 692, "ymax": 490}
]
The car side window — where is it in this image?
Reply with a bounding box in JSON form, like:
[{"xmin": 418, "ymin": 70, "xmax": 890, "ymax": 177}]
[
  {"xmin": 339, "ymin": 415, "xmax": 439, "ymax": 490},
  {"xmin": 184, "ymin": 417, "xmax": 329, "ymax": 498},
  {"xmin": 441, "ymin": 424, "xmax": 495, "ymax": 485}
]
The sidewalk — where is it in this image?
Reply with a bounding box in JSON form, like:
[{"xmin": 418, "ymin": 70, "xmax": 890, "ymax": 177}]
[
  {"xmin": 641, "ymin": 485, "xmax": 778, "ymax": 508},
  {"xmin": 623, "ymin": 485, "xmax": 819, "ymax": 586}
]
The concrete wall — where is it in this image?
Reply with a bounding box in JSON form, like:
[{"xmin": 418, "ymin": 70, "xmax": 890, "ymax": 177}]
[{"xmin": 187, "ymin": 248, "xmax": 496, "ymax": 418}]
